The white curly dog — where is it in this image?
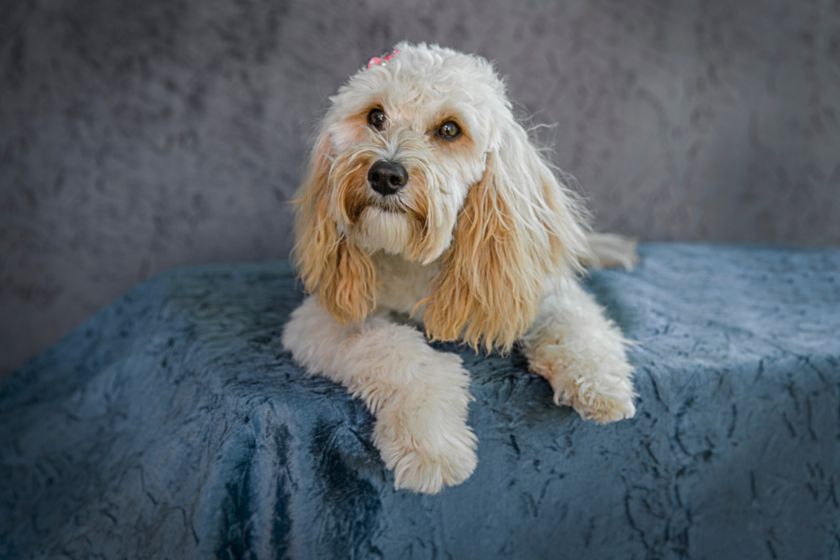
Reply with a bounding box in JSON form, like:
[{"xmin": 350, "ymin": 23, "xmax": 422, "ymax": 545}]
[{"xmin": 283, "ymin": 42, "xmax": 637, "ymax": 494}]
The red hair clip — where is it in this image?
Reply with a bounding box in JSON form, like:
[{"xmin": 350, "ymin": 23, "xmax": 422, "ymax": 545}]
[{"xmin": 367, "ymin": 48, "xmax": 399, "ymax": 69}]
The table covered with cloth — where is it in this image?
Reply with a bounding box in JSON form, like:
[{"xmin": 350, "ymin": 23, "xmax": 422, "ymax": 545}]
[{"xmin": 1, "ymin": 244, "xmax": 839, "ymax": 559}]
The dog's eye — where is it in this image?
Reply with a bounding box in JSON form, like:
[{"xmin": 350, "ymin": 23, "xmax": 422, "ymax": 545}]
[
  {"xmin": 437, "ymin": 121, "xmax": 461, "ymax": 141},
  {"xmin": 367, "ymin": 108, "xmax": 387, "ymax": 131}
]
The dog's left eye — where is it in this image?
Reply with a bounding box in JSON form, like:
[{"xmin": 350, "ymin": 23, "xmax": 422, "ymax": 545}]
[
  {"xmin": 367, "ymin": 108, "xmax": 387, "ymax": 131},
  {"xmin": 437, "ymin": 121, "xmax": 461, "ymax": 141}
]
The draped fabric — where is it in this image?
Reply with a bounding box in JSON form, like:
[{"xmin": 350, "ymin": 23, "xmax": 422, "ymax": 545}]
[{"xmin": 2, "ymin": 244, "xmax": 839, "ymax": 559}]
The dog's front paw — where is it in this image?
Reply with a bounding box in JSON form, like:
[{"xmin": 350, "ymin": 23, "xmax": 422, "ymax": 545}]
[
  {"xmin": 552, "ymin": 367, "xmax": 636, "ymax": 424},
  {"xmin": 531, "ymin": 349, "xmax": 636, "ymax": 424},
  {"xmin": 372, "ymin": 354, "xmax": 477, "ymax": 493},
  {"xmin": 376, "ymin": 418, "xmax": 477, "ymax": 494}
]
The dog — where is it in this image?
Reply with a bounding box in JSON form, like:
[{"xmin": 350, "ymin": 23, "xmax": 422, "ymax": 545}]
[{"xmin": 282, "ymin": 42, "xmax": 637, "ymax": 494}]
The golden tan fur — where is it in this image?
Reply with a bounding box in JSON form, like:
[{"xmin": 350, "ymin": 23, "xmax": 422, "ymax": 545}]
[
  {"xmin": 421, "ymin": 153, "xmax": 564, "ymax": 352},
  {"xmin": 292, "ymin": 136, "xmax": 376, "ymax": 323}
]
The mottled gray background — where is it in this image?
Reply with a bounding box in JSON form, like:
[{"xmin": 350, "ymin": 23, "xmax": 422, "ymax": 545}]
[{"xmin": 2, "ymin": 0, "xmax": 839, "ymax": 373}]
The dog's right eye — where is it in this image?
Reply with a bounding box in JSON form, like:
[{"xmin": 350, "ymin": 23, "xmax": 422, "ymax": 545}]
[{"xmin": 367, "ymin": 108, "xmax": 387, "ymax": 131}]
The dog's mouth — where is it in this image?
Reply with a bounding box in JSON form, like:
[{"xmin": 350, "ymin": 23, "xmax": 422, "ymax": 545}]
[
  {"xmin": 347, "ymin": 200, "xmax": 407, "ymax": 228},
  {"xmin": 340, "ymin": 187, "xmax": 407, "ymax": 225},
  {"xmin": 368, "ymin": 197, "xmax": 406, "ymax": 214}
]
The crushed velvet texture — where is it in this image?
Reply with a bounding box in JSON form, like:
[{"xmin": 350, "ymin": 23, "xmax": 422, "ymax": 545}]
[{"xmin": 2, "ymin": 244, "xmax": 840, "ymax": 559}]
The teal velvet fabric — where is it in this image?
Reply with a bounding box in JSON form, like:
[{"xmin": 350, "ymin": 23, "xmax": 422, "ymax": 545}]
[{"xmin": 2, "ymin": 244, "xmax": 839, "ymax": 559}]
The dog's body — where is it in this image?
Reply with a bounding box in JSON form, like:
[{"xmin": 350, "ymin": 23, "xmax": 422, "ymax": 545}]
[{"xmin": 282, "ymin": 43, "xmax": 636, "ymax": 493}]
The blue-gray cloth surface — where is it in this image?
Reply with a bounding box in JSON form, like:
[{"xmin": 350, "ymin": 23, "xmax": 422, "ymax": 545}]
[{"xmin": 2, "ymin": 244, "xmax": 839, "ymax": 559}]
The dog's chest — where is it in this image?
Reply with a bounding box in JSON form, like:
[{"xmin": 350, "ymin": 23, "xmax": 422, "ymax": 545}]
[{"xmin": 373, "ymin": 253, "xmax": 440, "ymax": 314}]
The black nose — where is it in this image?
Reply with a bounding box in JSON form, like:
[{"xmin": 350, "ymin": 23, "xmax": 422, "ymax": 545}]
[{"xmin": 367, "ymin": 160, "xmax": 408, "ymax": 196}]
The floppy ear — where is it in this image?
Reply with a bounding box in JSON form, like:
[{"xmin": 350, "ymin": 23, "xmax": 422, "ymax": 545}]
[
  {"xmin": 422, "ymin": 121, "xmax": 590, "ymax": 352},
  {"xmin": 291, "ymin": 133, "xmax": 376, "ymax": 323}
]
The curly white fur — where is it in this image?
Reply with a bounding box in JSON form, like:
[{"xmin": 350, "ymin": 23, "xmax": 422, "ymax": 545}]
[{"xmin": 282, "ymin": 43, "xmax": 637, "ymax": 494}]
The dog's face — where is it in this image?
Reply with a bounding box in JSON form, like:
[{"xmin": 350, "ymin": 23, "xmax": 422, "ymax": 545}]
[
  {"xmin": 294, "ymin": 43, "xmax": 589, "ymax": 351},
  {"xmin": 321, "ymin": 45, "xmax": 507, "ymax": 262}
]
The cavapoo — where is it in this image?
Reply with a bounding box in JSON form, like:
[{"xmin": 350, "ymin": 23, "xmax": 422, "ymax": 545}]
[{"xmin": 283, "ymin": 42, "xmax": 637, "ymax": 494}]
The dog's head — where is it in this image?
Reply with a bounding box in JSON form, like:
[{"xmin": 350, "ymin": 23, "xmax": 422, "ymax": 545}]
[{"xmin": 293, "ymin": 42, "xmax": 589, "ymax": 351}]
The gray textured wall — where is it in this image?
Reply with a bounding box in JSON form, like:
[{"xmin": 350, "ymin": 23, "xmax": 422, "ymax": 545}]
[{"xmin": 2, "ymin": 0, "xmax": 840, "ymax": 373}]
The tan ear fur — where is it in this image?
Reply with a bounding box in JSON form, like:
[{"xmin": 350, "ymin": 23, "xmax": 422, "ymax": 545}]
[
  {"xmin": 422, "ymin": 129, "xmax": 589, "ymax": 352},
  {"xmin": 292, "ymin": 135, "xmax": 376, "ymax": 323}
]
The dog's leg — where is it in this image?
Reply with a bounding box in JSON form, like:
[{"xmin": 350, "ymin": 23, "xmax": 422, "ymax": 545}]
[
  {"xmin": 521, "ymin": 276, "xmax": 636, "ymax": 423},
  {"xmin": 282, "ymin": 296, "xmax": 477, "ymax": 493}
]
